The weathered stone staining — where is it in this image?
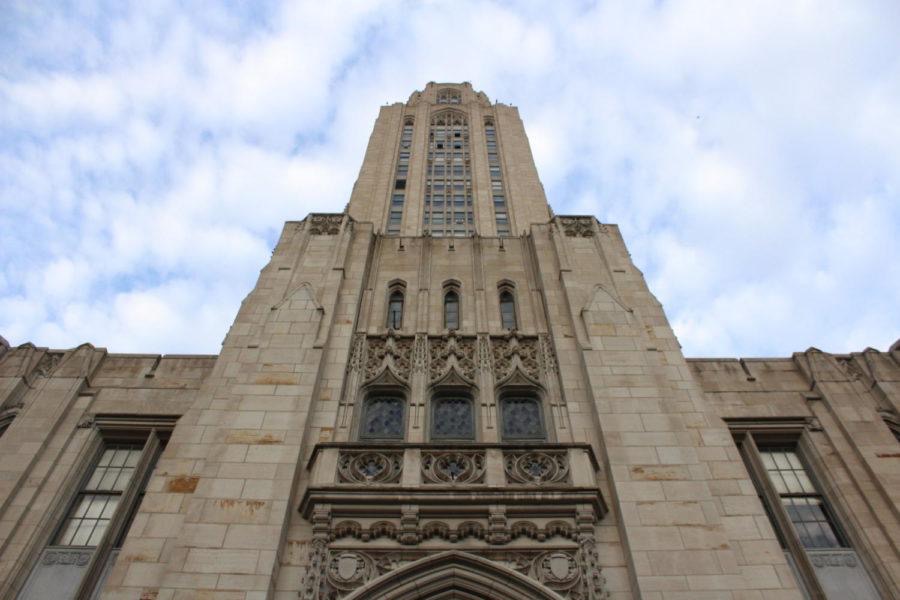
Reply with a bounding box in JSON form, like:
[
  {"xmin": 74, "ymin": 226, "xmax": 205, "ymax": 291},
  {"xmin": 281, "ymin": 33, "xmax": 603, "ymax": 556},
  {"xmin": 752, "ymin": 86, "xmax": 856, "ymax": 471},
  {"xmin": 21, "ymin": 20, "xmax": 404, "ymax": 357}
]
[{"xmin": 0, "ymin": 82, "xmax": 897, "ymax": 600}]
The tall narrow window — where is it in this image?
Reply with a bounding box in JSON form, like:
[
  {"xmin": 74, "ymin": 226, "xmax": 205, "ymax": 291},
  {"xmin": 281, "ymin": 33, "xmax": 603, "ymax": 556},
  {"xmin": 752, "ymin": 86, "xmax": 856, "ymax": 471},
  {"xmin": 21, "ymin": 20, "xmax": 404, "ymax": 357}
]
[
  {"xmin": 19, "ymin": 418, "xmax": 172, "ymax": 600},
  {"xmin": 424, "ymin": 112, "xmax": 472, "ymax": 237},
  {"xmin": 387, "ymin": 290, "xmax": 404, "ymax": 329},
  {"xmin": 431, "ymin": 396, "xmax": 475, "ymax": 440},
  {"xmin": 444, "ymin": 290, "xmax": 460, "ymax": 331},
  {"xmin": 500, "ymin": 396, "xmax": 545, "ymax": 440},
  {"xmin": 499, "ymin": 290, "xmax": 517, "ymax": 330},
  {"xmin": 485, "ymin": 118, "xmax": 510, "ymax": 237},
  {"xmin": 733, "ymin": 428, "xmax": 882, "ymax": 599},
  {"xmin": 359, "ymin": 395, "xmax": 406, "ymax": 440},
  {"xmin": 388, "ymin": 119, "xmax": 414, "ymax": 234},
  {"xmin": 758, "ymin": 447, "xmax": 843, "ymax": 549}
]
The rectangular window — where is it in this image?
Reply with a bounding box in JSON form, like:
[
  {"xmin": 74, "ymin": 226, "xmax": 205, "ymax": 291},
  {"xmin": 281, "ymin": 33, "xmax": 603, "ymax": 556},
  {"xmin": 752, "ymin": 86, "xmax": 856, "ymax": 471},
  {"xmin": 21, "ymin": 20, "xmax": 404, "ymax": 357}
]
[
  {"xmin": 20, "ymin": 418, "xmax": 173, "ymax": 600},
  {"xmin": 730, "ymin": 425, "xmax": 881, "ymax": 599}
]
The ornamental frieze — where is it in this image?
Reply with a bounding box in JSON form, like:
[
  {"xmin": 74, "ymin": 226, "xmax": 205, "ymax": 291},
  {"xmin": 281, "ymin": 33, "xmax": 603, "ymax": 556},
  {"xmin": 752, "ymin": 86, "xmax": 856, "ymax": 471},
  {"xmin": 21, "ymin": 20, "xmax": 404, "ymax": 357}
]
[
  {"xmin": 558, "ymin": 216, "xmax": 596, "ymax": 237},
  {"xmin": 306, "ymin": 213, "xmax": 344, "ymax": 235}
]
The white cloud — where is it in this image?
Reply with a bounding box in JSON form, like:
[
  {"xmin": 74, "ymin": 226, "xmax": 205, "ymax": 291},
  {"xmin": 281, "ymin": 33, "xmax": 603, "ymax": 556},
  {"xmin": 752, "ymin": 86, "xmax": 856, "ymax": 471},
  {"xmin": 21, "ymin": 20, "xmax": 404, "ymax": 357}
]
[{"xmin": 1, "ymin": 0, "xmax": 898, "ymax": 357}]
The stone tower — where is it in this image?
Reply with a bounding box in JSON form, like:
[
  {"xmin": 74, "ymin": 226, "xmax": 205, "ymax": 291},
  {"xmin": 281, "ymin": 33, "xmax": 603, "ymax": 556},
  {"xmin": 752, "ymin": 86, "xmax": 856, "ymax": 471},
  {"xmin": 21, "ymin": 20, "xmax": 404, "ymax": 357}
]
[{"xmin": 1, "ymin": 83, "xmax": 897, "ymax": 600}]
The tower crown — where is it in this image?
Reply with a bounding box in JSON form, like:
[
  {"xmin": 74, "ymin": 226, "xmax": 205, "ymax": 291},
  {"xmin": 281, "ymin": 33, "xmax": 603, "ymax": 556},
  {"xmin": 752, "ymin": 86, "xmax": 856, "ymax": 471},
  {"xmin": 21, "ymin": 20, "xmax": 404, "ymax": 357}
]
[{"xmin": 348, "ymin": 83, "xmax": 550, "ymax": 236}]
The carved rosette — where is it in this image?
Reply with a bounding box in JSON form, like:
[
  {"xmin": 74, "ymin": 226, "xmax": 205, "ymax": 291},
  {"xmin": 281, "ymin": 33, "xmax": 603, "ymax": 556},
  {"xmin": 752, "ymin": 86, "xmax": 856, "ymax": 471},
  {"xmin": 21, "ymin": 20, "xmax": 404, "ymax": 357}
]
[
  {"xmin": 364, "ymin": 333, "xmax": 414, "ymax": 382},
  {"xmin": 337, "ymin": 451, "xmax": 403, "ymax": 484},
  {"xmin": 491, "ymin": 334, "xmax": 542, "ymax": 381},
  {"xmin": 306, "ymin": 214, "xmax": 344, "ymax": 235},
  {"xmin": 558, "ymin": 216, "xmax": 595, "ymax": 237},
  {"xmin": 421, "ymin": 451, "xmax": 486, "ymax": 484},
  {"xmin": 505, "ymin": 451, "xmax": 570, "ymax": 485},
  {"xmin": 428, "ymin": 333, "xmax": 477, "ymax": 382}
]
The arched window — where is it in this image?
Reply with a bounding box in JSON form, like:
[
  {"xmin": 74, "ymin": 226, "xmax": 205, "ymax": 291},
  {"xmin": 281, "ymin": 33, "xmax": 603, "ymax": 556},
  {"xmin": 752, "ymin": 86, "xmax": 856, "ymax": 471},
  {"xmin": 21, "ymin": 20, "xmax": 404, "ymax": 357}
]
[
  {"xmin": 359, "ymin": 395, "xmax": 406, "ymax": 440},
  {"xmin": 431, "ymin": 395, "xmax": 475, "ymax": 440},
  {"xmin": 500, "ymin": 395, "xmax": 545, "ymax": 440},
  {"xmin": 444, "ymin": 290, "xmax": 460, "ymax": 330},
  {"xmin": 499, "ymin": 290, "xmax": 517, "ymax": 330},
  {"xmin": 387, "ymin": 290, "xmax": 404, "ymax": 329}
]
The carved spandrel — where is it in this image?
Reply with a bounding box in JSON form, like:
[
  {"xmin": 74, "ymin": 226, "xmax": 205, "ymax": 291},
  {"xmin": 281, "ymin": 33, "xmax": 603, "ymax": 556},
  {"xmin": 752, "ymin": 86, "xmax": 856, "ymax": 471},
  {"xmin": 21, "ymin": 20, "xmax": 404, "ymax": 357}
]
[
  {"xmin": 428, "ymin": 333, "xmax": 477, "ymax": 382},
  {"xmin": 491, "ymin": 334, "xmax": 541, "ymax": 381}
]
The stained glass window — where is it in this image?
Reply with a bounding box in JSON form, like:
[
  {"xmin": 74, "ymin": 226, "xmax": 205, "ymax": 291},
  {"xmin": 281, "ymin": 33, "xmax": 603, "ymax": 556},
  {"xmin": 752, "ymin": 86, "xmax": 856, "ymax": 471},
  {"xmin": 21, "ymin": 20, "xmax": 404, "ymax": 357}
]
[
  {"xmin": 432, "ymin": 396, "xmax": 475, "ymax": 439},
  {"xmin": 444, "ymin": 290, "xmax": 459, "ymax": 330},
  {"xmin": 500, "ymin": 397, "xmax": 545, "ymax": 440},
  {"xmin": 387, "ymin": 290, "xmax": 404, "ymax": 329},
  {"xmin": 759, "ymin": 447, "xmax": 844, "ymax": 548},
  {"xmin": 499, "ymin": 290, "xmax": 517, "ymax": 330},
  {"xmin": 360, "ymin": 396, "xmax": 405, "ymax": 439},
  {"xmin": 56, "ymin": 444, "xmax": 142, "ymax": 547}
]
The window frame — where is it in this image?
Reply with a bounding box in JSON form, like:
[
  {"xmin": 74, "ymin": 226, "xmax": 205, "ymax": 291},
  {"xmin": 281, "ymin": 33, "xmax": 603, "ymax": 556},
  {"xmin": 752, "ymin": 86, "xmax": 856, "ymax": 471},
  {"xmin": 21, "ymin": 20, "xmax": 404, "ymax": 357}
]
[
  {"xmin": 386, "ymin": 288, "xmax": 404, "ymax": 330},
  {"xmin": 498, "ymin": 288, "xmax": 518, "ymax": 331},
  {"xmin": 24, "ymin": 415, "xmax": 175, "ymax": 600},
  {"xmin": 731, "ymin": 422, "xmax": 847, "ymax": 600},
  {"xmin": 443, "ymin": 288, "xmax": 460, "ymax": 331}
]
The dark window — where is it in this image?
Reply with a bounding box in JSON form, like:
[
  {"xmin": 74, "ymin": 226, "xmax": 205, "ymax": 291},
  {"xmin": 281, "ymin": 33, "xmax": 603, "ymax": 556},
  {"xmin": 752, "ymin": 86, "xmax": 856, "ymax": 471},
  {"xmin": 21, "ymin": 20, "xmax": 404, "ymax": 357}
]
[
  {"xmin": 387, "ymin": 290, "xmax": 404, "ymax": 329},
  {"xmin": 431, "ymin": 396, "xmax": 475, "ymax": 439},
  {"xmin": 360, "ymin": 396, "xmax": 405, "ymax": 439},
  {"xmin": 395, "ymin": 179, "xmax": 406, "ymax": 190},
  {"xmin": 500, "ymin": 397, "xmax": 545, "ymax": 440},
  {"xmin": 759, "ymin": 447, "xmax": 844, "ymax": 548},
  {"xmin": 444, "ymin": 290, "xmax": 460, "ymax": 330},
  {"xmin": 56, "ymin": 445, "xmax": 143, "ymax": 547},
  {"xmin": 499, "ymin": 290, "xmax": 517, "ymax": 330}
]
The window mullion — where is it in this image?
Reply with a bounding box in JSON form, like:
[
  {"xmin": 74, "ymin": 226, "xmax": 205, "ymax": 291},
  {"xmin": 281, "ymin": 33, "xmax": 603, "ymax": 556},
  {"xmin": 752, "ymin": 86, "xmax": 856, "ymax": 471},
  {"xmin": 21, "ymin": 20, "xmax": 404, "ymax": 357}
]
[
  {"xmin": 743, "ymin": 434, "xmax": 826, "ymax": 600},
  {"xmin": 74, "ymin": 431, "xmax": 160, "ymax": 600}
]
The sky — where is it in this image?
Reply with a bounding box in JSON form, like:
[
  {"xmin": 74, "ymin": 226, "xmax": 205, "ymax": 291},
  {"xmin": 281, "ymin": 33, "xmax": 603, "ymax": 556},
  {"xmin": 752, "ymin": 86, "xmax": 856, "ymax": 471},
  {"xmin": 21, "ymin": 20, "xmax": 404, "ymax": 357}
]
[{"xmin": 1, "ymin": 0, "xmax": 899, "ymax": 358}]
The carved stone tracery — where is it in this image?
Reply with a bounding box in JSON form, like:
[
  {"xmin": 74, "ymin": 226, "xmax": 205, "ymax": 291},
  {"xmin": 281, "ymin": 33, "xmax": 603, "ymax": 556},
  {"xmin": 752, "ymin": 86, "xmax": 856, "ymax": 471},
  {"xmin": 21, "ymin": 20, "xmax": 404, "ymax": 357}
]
[
  {"xmin": 492, "ymin": 333, "xmax": 542, "ymax": 381},
  {"xmin": 421, "ymin": 451, "xmax": 485, "ymax": 484},
  {"xmin": 428, "ymin": 332, "xmax": 477, "ymax": 382},
  {"xmin": 364, "ymin": 333, "xmax": 414, "ymax": 383},
  {"xmin": 337, "ymin": 451, "xmax": 403, "ymax": 484},
  {"xmin": 505, "ymin": 451, "xmax": 571, "ymax": 485}
]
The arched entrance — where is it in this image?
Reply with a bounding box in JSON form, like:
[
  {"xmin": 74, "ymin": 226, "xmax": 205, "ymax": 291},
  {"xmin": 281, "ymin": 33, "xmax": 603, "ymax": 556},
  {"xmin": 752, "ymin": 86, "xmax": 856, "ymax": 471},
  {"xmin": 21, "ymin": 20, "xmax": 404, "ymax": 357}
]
[{"xmin": 343, "ymin": 550, "xmax": 565, "ymax": 600}]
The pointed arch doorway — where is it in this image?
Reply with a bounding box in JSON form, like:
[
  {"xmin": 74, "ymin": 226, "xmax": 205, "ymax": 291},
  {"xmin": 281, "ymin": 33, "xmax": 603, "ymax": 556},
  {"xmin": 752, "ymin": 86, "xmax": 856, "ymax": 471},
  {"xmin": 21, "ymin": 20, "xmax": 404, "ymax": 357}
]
[{"xmin": 342, "ymin": 551, "xmax": 565, "ymax": 600}]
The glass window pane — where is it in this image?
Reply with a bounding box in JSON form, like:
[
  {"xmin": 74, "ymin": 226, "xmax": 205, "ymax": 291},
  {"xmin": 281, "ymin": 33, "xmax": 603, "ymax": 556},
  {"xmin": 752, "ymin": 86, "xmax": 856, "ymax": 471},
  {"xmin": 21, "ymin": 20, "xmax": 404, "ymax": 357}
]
[
  {"xmin": 360, "ymin": 397, "xmax": 405, "ymax": 439},
  {"xmin": 501, "ymin": 397, "xmax": 545, "ymax": 439},
  {"xmin": 432, "ymin": 397, "xmax": 474, "ymax": 439}
]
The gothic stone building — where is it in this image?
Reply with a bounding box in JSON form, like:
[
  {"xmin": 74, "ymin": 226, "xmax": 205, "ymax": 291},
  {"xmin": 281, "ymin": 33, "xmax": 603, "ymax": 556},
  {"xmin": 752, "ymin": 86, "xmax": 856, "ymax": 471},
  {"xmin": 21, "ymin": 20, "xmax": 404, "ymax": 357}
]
[{"xmin": 0, "ymin": 83, "xmax": 898, "ymax": 600}]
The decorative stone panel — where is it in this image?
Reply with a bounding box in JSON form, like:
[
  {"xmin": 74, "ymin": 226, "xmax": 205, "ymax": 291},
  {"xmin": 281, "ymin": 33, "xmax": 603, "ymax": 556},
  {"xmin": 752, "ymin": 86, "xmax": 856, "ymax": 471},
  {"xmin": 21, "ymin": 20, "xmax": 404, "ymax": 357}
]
[
  {"xmin": 421, "ymin": 451, "xmax": 486, "ymax": 484},
  {"xmin": 491, "ymin": 333, "xmax": 541, "ymax": 381},
  {"xmin": 558, "ymin": 216, "xmax": 595, "ymax": 237},
  {"xmin": 428, "ymin": 333, "xmax": 477, "ymax": 382},
  {"xmin": 504, "ymin": 450, "xmax": 570, "ymax": 485},
  {"xmin": 364, "ymin": 333, "xmax": 414, "ymax": 382},
  {"xmin": 306, "ymin": 213, "xmax": 344, "ymax": 235},
  {"xmin": 337, "ymin": 450, "xmax": 403, "ymax": 484}
]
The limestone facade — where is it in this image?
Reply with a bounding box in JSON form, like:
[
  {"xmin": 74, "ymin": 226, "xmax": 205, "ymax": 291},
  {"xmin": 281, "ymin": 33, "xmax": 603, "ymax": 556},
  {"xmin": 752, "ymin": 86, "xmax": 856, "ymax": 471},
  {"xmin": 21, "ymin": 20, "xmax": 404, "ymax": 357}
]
[{"xmin": 0, "ymin": 83, "xmax": 897, "ymax": 600}]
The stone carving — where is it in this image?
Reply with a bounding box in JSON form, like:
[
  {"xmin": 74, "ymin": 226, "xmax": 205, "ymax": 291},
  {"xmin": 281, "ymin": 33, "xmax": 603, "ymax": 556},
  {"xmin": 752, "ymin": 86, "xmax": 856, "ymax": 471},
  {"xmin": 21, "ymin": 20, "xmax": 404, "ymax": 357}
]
[
  {"xmin": 300, "ymin": 539, "xmax": 331, "ymax": 600},
  {"xmin": 41, "ymin": 549, "xmax": 91, "ymax": 566},
  {"xmin": 559, "ymin": 217, "xmax": 595, "ymax": 238},
  {"xmin": 575, "ymin": 534, "xmax": 609, "ymax": 599},
  {"xmin": 538, "ymin": 333, "xmax": 558, "ymax": 375},
  {"xmin": 34, "ymin": 352, "xmax": 63, "ymax": 378},
  {"xmin": 412, "ymin": 335, "xmax": 428, "ymax": 373},
  {"xmin": 301, "ymin": 546, "xmax": 606, "ymax": 600},
  {"xmin": 346, "ymin": 334, "xmax": 365, "ymax": 374},
  {"xmin": 421, "ymin": 451, "xmax": 486, "ymax": 484},
  {"xmin": 307, "ymin": 214, "xmax": 344, "ymax": 235},
  {"xmin": 810, "ymin": 552, "xmax": 858, "ymax": 568},
  {"xmin": 327, "ymin": 551, "xmax": 375, "ymax": 593},
  {"xmin": 492, "ymin": 333, "xmax": 542, "ymax": 381},
  {"xmin": 505, "ymin": 451, "xmax": 570, "ymax": 485},
  {"xmin": 429, "ymin": 332, "xmax": 477, "ymax": 382},
  {"xmin": 337, "ymin": 451, "xmax": 403, "ymax": 484},
  {"xmin": 364, "ymin": 332, "xmax": 414, "ymax": 382}
]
